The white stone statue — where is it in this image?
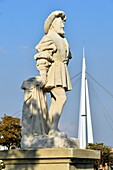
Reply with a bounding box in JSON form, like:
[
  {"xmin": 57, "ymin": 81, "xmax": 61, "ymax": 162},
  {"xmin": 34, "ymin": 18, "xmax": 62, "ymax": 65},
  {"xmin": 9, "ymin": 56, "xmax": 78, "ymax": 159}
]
[
  {"xmin": 21, "ymin": 11, "xmax": 79, "ymax": 149},
  {"xmin": 34, "ymin": 10, "xmax": 72, "ymax": 137}
]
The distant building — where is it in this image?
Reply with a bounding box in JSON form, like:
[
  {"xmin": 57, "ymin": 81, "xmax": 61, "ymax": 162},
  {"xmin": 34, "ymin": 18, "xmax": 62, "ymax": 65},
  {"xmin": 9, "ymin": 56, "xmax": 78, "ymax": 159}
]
[{"xmin": 0, "ymin": 145, "xmax": 8, "ymax": 150}]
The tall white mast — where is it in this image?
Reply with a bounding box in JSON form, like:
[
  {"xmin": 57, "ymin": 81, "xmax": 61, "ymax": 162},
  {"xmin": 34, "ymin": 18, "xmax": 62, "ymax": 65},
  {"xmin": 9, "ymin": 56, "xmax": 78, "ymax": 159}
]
[
  {"xmin": 78, "ymin": 47, "xmax": 94, "ymax": 148},
  {"xmin": 85, "ymin": 74, "xmax": 94, "ymax": 144},
  {"xmin": 78, "ymin": 47, "xmax": 86, "ymax": 149}
]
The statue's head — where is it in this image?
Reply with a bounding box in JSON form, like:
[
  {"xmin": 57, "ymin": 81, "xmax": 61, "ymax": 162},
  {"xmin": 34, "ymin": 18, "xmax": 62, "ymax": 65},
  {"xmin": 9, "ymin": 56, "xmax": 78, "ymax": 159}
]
[{"xmin": 44, "ymin": 11, "xmax": 66, "ymax": 36}]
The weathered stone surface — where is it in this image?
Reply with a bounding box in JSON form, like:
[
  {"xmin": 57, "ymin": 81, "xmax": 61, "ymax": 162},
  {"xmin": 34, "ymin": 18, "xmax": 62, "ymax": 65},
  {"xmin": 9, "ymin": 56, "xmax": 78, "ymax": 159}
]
[{"xmin": 21, "ymin": 135, "xmax": 79, "ymax": 149}]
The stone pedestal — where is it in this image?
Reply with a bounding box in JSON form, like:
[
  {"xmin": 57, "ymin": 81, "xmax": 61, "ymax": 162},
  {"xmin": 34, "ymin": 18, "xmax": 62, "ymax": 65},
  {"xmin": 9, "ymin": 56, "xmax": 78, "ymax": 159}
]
[
  {"xmin": 21, "ymin": 135, "xmax": 79, "ymax": 149},
  {"xmin": 0, "ymin": 148, "xmax": 100, "ymax": 170}
]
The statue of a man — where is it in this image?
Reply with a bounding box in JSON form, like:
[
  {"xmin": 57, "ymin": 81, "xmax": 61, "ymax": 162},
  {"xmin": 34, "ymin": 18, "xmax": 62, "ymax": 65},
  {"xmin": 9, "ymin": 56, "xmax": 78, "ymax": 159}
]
[{"xmin": 34, "ymin": 11, "xmax": 72, "ymax": 137}]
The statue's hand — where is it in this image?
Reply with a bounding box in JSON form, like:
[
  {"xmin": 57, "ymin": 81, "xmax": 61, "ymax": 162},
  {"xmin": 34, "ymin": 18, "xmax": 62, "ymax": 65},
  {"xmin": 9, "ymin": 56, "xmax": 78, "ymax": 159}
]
[{"xmin": 36, "ymin": 75, "xmax": 47, "ymax": 88}]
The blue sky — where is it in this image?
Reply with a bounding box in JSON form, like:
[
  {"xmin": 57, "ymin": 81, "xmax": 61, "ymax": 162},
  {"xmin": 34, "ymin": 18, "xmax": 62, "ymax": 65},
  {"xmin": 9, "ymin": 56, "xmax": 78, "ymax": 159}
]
[{"xmin": 0, "ymin": 0, "xmax": 113, "ymax": 147}]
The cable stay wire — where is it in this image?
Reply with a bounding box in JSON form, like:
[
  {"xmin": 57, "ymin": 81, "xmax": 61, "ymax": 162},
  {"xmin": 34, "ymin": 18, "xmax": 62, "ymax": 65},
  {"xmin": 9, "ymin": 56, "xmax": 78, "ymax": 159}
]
[
  {"xmin": 2, "ymin": 72, "xmax": 82, "ymax": 120},
  {"xmin": 71, "ymin": 72, "xmax": 81, "ymax": 81},
  {"xmin": 1, "ymin": 72, "xmax": 81, "ymax": 120},
  {"xmin": 71, "ymin": 72, "xmax": 81, "ymax": 88},
  {"xmin": 86, "ymin": 72, "xmax": 113, "ymax": 98},
  {"xmin": 72, "ymin": 76, "xmax": 81, "ymax": 88},
  {"xmin": 11, "ymin": 109, "xmax": 22, "ymax": 117},
  {"xmin": 90, "ymin": 85, "xmax": 113, "ymax": 132},
  {"xmin": 89, "ymin": 82, "xmax": 113, "ymax": 132},
  {"xmin": 13, "ymin": 74, "xmax": 81, "ymax": 118},
  {"xmin": 0, "ymin": 109, "xmax": 22, "ymax": 120},
  {"xmin": 90, "ymin": 82, "xmax": 113, "ymax": 123},
  {"xmin": 16, "ymin": 113, "xmax": 22, "ymax": 118}
]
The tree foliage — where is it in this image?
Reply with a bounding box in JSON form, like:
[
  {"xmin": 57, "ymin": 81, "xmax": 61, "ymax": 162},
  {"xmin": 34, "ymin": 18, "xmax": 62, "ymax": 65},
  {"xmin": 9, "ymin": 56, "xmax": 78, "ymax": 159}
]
[
  {"xmin": 87, "ymin": 143, "xmax": 112, "ymax": 166},
  {"xmin": 0, "ymin": 115, "xmax": 21, "ymax": 149}
]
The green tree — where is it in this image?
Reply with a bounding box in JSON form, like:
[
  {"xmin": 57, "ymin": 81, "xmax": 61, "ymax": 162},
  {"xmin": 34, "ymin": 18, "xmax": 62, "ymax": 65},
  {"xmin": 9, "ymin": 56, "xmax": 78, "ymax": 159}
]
[
  {"xmin": 0, "ymin": 115, "xmax": 21, "ymax": 149},
  {"xmin": 87, "ymin": 143, "xmax": 112, "ymax": 166}
]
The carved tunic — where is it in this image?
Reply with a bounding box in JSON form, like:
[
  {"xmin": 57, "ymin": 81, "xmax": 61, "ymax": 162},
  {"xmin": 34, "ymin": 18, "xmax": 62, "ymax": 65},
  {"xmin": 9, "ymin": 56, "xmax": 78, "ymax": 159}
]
[{"xmin": 35, "ymin": 31, "xmax": 72, "ymax": 91}]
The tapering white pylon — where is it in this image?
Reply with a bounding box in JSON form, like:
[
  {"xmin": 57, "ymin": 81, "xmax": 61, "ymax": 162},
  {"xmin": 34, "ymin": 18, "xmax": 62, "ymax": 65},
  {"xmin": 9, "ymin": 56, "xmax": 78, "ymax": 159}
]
[
  {"xmin": 85, "ymin": 78, "xmax": 94, "ymax": 144},
  {"xmin": 78, "ymin": 47, "xmax": 86, "ymax": 149},
  {"xmin": 78, "ymin": 47, "xmax": 94, "ymax": 149}
]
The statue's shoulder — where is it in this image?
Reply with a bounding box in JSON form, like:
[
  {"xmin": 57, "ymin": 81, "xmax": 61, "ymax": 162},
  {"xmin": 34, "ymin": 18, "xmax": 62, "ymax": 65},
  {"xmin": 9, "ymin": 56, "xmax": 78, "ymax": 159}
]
[
  {"xmin": 39, "ymin": 32, "xmax": 59, "ymax": 42},
  {"xmin": 35, "ymin": 34, "xmax": 56, "ymax": 52},
  {"xmin": 40, "ymin": 34, "xmax": 54, "ymax": 43}
]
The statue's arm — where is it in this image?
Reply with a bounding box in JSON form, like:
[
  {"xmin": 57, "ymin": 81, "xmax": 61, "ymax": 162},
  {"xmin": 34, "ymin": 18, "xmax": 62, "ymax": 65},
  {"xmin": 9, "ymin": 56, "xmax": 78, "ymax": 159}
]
[
  {"xmin": 35, "ymin": 58, "xmax": 50, "ymax": 87},
  {"xmin": 34, "ymin": 35, "xmax": 57, "ymax": 87},
  {"xmin": 65, "ymin": 49, "xmax": 72, "ymax": 65}
]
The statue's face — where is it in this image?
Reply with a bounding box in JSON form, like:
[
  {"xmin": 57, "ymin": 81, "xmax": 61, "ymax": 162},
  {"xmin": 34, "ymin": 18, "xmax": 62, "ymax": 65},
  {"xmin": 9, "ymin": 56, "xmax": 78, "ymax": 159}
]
[{"xmin": 51, "ymin": 17, "xmax": 65, "ymax": 36}]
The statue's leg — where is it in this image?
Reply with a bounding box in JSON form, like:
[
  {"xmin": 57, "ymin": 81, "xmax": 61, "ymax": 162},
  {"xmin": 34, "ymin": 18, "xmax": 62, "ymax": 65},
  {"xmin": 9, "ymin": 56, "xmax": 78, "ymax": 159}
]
[
  {"xmin": 48, "ymin": 94, "xmax": 56, "ymax": 127},
  {"xmin": 49, "ymin": 87, "xmax": 67, "ymax": 134}
]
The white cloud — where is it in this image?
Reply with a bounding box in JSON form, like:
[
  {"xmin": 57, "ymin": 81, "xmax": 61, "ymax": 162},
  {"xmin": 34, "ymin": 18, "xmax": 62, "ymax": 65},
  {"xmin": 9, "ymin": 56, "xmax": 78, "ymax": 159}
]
[{"xmin": 19, "ymin": 45, "xmax": 30, "ymax": 50}]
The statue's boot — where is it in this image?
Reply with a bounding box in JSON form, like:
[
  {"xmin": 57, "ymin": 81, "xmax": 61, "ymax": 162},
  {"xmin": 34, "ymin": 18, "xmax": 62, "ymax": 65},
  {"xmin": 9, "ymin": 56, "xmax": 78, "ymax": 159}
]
[{"xmin": 49, "ymin": 114, "xmax": 67, "ymax": 138}]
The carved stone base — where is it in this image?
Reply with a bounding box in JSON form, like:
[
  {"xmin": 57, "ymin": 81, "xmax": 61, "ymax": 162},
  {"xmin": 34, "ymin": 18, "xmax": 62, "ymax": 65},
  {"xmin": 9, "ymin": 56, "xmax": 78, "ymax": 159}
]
[
  {"xmin": 0, "ymin": 148, "xmax": 100, "ymax": 170},
  {"xmin": 21, "ymin": 135, "xmax": 79, "ymax": 149}
]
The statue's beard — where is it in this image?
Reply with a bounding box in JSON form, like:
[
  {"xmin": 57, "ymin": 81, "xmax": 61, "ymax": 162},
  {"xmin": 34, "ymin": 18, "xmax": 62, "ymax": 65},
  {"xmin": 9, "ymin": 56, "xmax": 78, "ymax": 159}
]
[
  {"xmin": 50, "ymin": 26, "xmax": 65, "ymax": 37},
  {"xmin": 57, "ymin": 28, "xmax": 65, "ymax": 37}
]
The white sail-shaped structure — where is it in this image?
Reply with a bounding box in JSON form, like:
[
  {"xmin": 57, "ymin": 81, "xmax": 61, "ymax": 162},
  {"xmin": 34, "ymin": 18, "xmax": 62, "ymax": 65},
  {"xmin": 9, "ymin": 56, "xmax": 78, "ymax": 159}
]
[{"xmin": 78, "ymin": 47, "xmax": 94, "ymax": 149}]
